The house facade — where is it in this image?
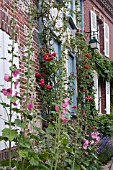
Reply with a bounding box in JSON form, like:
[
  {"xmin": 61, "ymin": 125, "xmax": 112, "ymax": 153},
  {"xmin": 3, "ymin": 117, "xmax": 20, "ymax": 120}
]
[{"xmin": 84, "ymin": 0, "xmax": 113, "ymax": 114}]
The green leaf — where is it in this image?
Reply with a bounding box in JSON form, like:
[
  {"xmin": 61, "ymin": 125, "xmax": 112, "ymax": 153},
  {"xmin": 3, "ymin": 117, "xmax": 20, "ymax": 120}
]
[
  {"xmin": 29, "ymin": 157, "xmax": 39, "ymax": 166},
  {"xmin": 18, "ymin": 150, "xmax": 28, "ymax": 158},
  {"xmin": 14, "ymin": 119, "xmax": 26, "ymax": 128},
  {"xmin": 2, "ymin": 128, "xmax": 18, "ymax": 141}
]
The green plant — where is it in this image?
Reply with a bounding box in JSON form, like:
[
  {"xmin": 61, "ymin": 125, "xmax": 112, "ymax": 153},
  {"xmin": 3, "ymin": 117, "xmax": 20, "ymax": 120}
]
[{"xmin": 96, "ymin": 114, "xmax": 113, "ymax": 137}]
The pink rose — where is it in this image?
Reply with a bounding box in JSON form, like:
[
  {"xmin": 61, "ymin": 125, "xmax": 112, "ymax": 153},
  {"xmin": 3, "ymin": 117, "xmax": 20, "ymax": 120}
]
[{"xmin": 55, "ymin": 105, "xmax": 59, "ymax": 111}]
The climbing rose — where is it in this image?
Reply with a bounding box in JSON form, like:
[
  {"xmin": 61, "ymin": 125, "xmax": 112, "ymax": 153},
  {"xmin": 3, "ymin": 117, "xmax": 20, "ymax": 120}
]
[
  {"xmin": 72, "ymin": 106, "xmax": 77, "ymax": 109},
  {"xmin": 2, "ymin": 88, "xmax": 12, "ymax": 96},
  {"xmin": 39, "ymin": 79, "xmax": 45, "ymax": 87},
  {"xmin": 46, "ymin": 84, "xmax": 52, "ymax": 89},
  {"xmin": 52, "ymin": 52, "xmax": 56, "ymax": 57},
  {"xmin": 84, "ymin": 65, "xmax": 89, "ymax": 69},
  {"xmin": 4, "ymin": 74, "xmax": 10, "ymax": 82},
  {"xmin": 13, "ymin": 69, "xmax": 20, "ymax": 77},
  {"xmin": 85, "ymin": 95, "xmax": 93, "ymax": 101},
  {"xmin": 82, "ymin": 113, "xmax": 86, "ymax": 117},
  {"xmin": 86, "ymin": 53, "xmax": 91, "ymax": 58},
  {"xmin": 28, "ymin": 101, "xmax": 33, "ymax": 111},
  {"xmin": 55, "ymin": 105, "xmax": 59, "ymax": 111},
  {"xmin": 44, "ymin": 53, "xmax": 53, "ymax": 61},
  {"xmin": 35, "ymin": 73, "xmax": 41, "ymax": 78},
  {"xmin": 82, "ymin": 89, "xmax": 86, "ymax": 92}
]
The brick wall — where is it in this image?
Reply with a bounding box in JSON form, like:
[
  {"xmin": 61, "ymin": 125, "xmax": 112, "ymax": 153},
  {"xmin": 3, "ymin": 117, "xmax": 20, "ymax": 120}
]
[
  {"xmin": 84, "ymin": 0, "xmax": 113, "ymax": 59},
  {"xmin": 84, "ymin": 0, "xmax": 113, "ymax": 114}
]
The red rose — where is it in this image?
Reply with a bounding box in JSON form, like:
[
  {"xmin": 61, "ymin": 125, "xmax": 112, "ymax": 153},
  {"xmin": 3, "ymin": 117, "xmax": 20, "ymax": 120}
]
[
  {"xmin": 86, "ymin": 75, "xmax": 89, "ymax": 78},
  {"xmin": 84, "ymin": 65, "xmax": 89, "ymax": 69},
  {"xmin": 35, "ymin": 73, "xmax": 41, "ymax": 78},
  {"xmin": 85, "ymin": 95, "xmax": 93, "ymax": 101},
  {"xmin": 72, "ymin": 106, "xmax": 77, "ymax": 109},
  {"xmin": 52, "ymin": 52, "xmax": 56, "ymax": 57},
  {"xmin": 39, "ymin": 79, "xmax": 45, "ymax": 87},
  {"xmin": 46, "ymin": 84, "xmax": 52, "ymax": 89},
  {"xmin": 83, "ymin": 113, "xmax": 86, "ymax": 117},
  {"xmin": 86, "ymin": 54, "xmax": 91, "ymax": 59},
  {"xmin": 91, "ymin": 126, "xmax": 95, "ymax": 130},
  {"xmin": 44, "ymin": 53, "xmax": 53, "ymax": 61},
  {"xmin": 82, "ymin": 89, "xmax": 86, "ymax": 92}
]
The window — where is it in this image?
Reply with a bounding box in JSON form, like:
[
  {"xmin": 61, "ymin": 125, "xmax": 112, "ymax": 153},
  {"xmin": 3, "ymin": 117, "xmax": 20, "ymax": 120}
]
[
  {"xmin": 106, "ymin": 81, "xmax": 110, "ymax": 114},
  {"xmin": 90, "ymin": 10, "xmax": 100, "ymax": 51},
  {"xmin": 0, "ymin": 29, "xmax": 19, "ymax": 150},
  {"xmin": 52, "ymin": 40, "xmax": 61, "ymax": 60},
  {"xmin": 68, "ymin": 52, "xmax": 77, "ymax": 115},
  {"xmin": 104, "ymin": 23, "xmax": 109, "ymax": 57}
]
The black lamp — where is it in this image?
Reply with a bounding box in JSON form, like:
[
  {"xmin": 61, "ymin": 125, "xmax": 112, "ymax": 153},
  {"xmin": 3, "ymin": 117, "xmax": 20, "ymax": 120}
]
[{"xmin": 89, "ymin": 37, "xmax": 99, "ymax": 50}]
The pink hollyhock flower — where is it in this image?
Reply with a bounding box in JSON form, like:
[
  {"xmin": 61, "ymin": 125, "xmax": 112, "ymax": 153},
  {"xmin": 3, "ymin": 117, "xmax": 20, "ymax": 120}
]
[
  {"xmin": 39, "ymin": 79, "xmax": 45, "ymax": 87},
  {"xmin": 15, "ymin": 81, "xmax": 19, "ymax": 89},
  {"xmin": 82, "ymin": 113, "xmax": 86, "ymax": 117},
  {"xmin": 46, "ymin": 84, "xmax": 52, "ymax": 89},
  {"xmin": 13, "ymin": 69, "xmax": 20, "ymax": 77},
  {"xmin": 63, "ymin": 108, "xmax": 67, "ymax": 114},
  {"xmin": 86, "ymin": 54, "xmax": 91, "ymax": 59},
  {"xmin": 13, "ymin": 102, "xmax": 17, "ymax": 106},
  {"xmin": 72, "ymin": 106, "xmax": 77, "ymax": 109},
  {"xmin": 52, "ymin": 52, "xmax": 56, "ymax": 57},
  {"xmin": 85, "ymin": 151, "xmax": 88, "ymax": 155},
  {"xmin": 30, "ymin": 95, "xmax": 34, "ymax": 100},
  {"xmin": 2, "ymin": 88, "xmax": 12, "ymax": 96},
  {"xmin": 4, "ymin": 74, "xmax": 10, "ymax": 82},
  {"xmin": 35, "ymin": 73, "xmax": 41, "ymax": 78},
  {"xmin": 62, "ymin": 98, "xmax": 69, "ymax": 108},
  {"xmin": 84, "ymin": 65, "xmax": 89, "ymax": 69},
  {"xmin": 62, "ymin": 118, "xmax": 68, "ymax": 124},
  {"xmin": 91, "ymin": 132, "xmax": 99, "ymax": 139},
  {"xmin": 55, "ymin": 105, "xmax": 59, "ymax": 111},
  {"xmin": 28, "ymin": 101, "xmax": 33, "ymax": 111},
  {"xmin": 90, "ymin": 140, "xmax": 94, "ymax": 145},
  {"xmin": 14, "ymin": 92, "xmax": 18, "ymax": 97},
  {"xmin": 83, "ymin": 138, "xmax": 89, "ymax": 150}
]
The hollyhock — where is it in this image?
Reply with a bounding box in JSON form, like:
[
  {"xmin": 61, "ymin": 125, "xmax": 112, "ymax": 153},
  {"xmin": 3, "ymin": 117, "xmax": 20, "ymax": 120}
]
[
  {"xmin": 91, "ymin": 131, "xmax": 100, "ymax": 144},
  {"xmin": 44, "ymin": 53, "xmax": 53, "ymax": 61},
  {"xmin": 60, "ymin": 114, "xmax": 68, "ymax": 124},
  {"xmin": 15, "ymin": 81, "xmax": 19, "ymax": 89},
  {"xmin": 13, "ymin": 102, "xmax": 17, "ymax": 106},
  {"xmin": 39, "ymin": 79, "xmax": 45, "ymax": 87},
  {"xmin": 83, "ymin": 138, "xmax": 89, "ymax": 150},
  {"xmin": 46, "ymin": 84, "xmax": 52, "ymax": 89},
  {"xmin": 13, "ymin": 69, "xmax": 20, "ymax": 77},
  {"xmin": 4, "ymin": 74, "xmax": 10, "ymax": 82},
  {"xmin": 84, "ymin": 65, "xmax": 89, "ymax": 69},
  {"xmin": 28, "ymin": 101, "xmax": 33, "ymax": 111},
  {"xmin": 62, "ymin": 98, "xmax": 70, "ymax": 108},
  {"xmin": 14, "ymin": 92, "xmax": 18, "ymax": 97},
  {"xmin": 55, "ymin": 105, "xmax": 59, "ymax": 111},
  {"xmin": 35, "ymin": 73, "xmax": 41, "ymax": 78},
  {"xmin": 2, "ymin": 88, "xmax": 12, "ymax": 96},
  {"xmin": 72, "ymin": 106, "xmax": 77, "ymax": 109},
  {"xmin": 86, "ymin": 53, "xmax": 91, "ymax": 59},
  {"xmin": 63, "ymin": 108, "xmax": 67, "ymax": 114},
  {"xmin": 85, "ymin": 151, "xmax": 88, "ymax": 155}
]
